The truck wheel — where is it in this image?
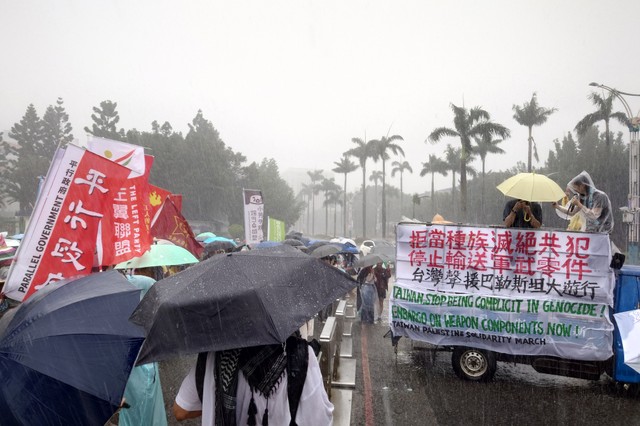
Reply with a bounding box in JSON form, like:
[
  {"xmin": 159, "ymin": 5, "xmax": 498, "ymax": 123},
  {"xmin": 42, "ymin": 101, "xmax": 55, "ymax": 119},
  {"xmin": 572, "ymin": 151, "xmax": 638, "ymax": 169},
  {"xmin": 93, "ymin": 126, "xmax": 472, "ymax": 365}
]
[{"xmin": 452, "ymin": 347, "xmax": 496, "ymax": 382}]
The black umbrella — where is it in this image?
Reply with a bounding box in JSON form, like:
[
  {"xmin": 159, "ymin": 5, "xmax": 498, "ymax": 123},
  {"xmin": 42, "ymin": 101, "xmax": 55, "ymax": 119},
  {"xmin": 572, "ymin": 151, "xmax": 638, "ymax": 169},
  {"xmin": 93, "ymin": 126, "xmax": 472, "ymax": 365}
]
[
  {"xmin": 130, "ymin": 245, "xmax": 356, "ymax": 364},
  {"xmin": 282, "ymin": 238, "xmax": 304, "ymax": 247},
  {"xmin": 0, "ymin": 271, "xmax": 145, "ymax": 426},
  {"xmin": 354, "ymin": 253, "xmax": 393, "ymax": 268},
  {"xmin": 203, "ymin": 240, "xmax": 235, "ymax": 257},
  {"xmin": 309, "ymin": 244, "xmax": 340, "ymax": 259}
]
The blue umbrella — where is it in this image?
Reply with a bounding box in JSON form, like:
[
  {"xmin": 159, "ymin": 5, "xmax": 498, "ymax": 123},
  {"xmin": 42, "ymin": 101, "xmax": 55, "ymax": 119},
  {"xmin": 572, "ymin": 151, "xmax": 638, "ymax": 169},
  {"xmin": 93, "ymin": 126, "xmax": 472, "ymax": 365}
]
[
  {"xmin": 0, "ymin": 271, "xmax": 145, "ymax": 426},
  {"xmin": 251, "ymin": 240, "xmax": 282, "ymax": 249}
]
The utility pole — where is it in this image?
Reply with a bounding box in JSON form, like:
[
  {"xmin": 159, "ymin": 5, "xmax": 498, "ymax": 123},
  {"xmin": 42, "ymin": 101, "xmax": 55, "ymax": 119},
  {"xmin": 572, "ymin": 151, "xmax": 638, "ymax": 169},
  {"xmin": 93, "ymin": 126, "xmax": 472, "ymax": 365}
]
[{"xmin": 589, "ymin": 83, "xmax": 640, "ymax": 262}]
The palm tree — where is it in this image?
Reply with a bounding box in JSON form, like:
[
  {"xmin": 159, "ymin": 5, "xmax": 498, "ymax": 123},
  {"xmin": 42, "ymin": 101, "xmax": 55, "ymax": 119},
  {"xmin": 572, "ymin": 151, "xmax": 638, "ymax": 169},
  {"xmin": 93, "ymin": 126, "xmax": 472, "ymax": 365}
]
[
  {"xmin": 369, "ymin": 170, "xmax": 383, "ymax": 236},
  {"xmin": 324, "ymin": 188, "xmax": 343, "ymax": 237},
  {"xmin": 575, "ymin": 91, "xmax": 627, "ymax": 147},
  {"xmin": 473, "ymin": 133, "xmax": 505, "ymax": 215},
  {"xmin": 320, "ymin": 177, "xmax": 339, "ymax": 235},
  {"xmin": 306, "ymin": 170, "xmax": 324, "ymax": 235},
  {"xmin": 513, "ymin": 93, "xmax": 557, "ymax": 171},
  {"xmin": 371, "ymin": 135, "xmax": 404, "ymax": 238},
  {"xmin": 420, "ymin": 154, "xmax": 448, "ymax": 218},
  {"xmin": 391, "ymin": 160, "xmax": 413, "ymax": 221},
  {"xmin": 347, "ymin": 137, "xmax": 377, "ymax": 238},
  {"xmin": 429, "ymin": 104, "xmax": 510, "ymax": 219},
  {"xmin": 298, "ymin": 183, "xmax": 314, "ymax": 234},
  {"xmin": 332, "ymin": 155, "xmax": 358, "ymax": 236}
]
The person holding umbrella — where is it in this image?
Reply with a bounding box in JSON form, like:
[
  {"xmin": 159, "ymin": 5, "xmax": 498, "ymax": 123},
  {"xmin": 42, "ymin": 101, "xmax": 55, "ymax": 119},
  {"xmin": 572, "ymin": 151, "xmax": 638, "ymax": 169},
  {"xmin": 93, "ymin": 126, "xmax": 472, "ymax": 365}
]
[
  {"xmin": 373, "ymin": 260, "xmax": 391, "ymax": 322},
  {"xmin": 173, "ymin": 333, "xmax": 332, "ymax": 425},
  {"xmin": 498, "ymin": 172, "xmax": 567, "ymax": 229},
  {"xmin": 129, "ymin": 246, "xmax": 354, "ymax": 425},
  {"xmin": 503, "ymin": 199, "xmax": 542, "ymax": 229}
]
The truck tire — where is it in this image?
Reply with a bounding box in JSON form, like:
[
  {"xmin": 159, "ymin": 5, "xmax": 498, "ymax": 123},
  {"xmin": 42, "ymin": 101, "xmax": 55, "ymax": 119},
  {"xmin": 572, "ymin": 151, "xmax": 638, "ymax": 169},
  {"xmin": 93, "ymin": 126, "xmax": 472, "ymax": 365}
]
[{"xmin": 452, "ymin": 346, "xmax": 496, "ymax": 382}]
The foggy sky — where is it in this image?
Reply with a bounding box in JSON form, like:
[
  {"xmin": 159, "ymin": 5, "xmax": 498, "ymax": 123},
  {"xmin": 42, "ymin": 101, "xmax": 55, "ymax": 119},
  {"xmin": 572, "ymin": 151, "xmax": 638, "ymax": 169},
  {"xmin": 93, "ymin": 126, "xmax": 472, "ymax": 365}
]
[{"xmin": 1, "ymin": 0, "xmax": 639, "ymax": 195}]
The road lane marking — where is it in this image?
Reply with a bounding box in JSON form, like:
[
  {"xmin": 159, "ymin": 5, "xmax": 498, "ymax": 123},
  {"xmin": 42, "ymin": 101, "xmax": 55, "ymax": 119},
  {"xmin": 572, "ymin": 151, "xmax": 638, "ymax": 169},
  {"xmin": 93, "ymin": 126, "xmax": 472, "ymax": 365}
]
[{"xmin": 361, "ymin": 325, "xmax": 374, "ymax": 426}]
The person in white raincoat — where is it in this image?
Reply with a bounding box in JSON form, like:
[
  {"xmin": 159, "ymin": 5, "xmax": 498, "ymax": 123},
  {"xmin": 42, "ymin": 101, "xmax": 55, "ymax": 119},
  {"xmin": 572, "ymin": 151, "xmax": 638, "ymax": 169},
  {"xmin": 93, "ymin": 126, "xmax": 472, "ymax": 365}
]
[
  {"xmin": 553, "ymin": 171, "xmax": 613, "ymax": 233},
  {"xmin": 552, "ymin": 186, "xmax": 587, "ymax": 231}
]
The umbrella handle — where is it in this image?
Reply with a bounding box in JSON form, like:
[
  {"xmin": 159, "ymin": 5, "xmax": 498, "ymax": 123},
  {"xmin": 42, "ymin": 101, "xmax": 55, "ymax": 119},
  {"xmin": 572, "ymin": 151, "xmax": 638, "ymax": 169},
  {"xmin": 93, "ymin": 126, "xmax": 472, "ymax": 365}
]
[{"xmin": 523, "ymin": 212, "xmax": 531, "ymax": 222}]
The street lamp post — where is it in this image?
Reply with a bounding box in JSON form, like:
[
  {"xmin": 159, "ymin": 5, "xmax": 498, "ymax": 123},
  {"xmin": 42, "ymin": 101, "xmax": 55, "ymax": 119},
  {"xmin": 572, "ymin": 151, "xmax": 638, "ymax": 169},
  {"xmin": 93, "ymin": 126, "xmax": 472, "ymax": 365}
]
[{"xmin": 589, "ymin": 82, "xmax": 640, "ymax": 262}]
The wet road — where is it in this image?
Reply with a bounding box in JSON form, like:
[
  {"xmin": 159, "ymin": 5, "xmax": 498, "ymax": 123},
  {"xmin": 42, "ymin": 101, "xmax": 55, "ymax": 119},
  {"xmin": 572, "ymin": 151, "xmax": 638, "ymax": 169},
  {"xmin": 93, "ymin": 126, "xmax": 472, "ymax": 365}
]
[{"xmin": 350, "ymin": 301, "xmax": 640, "ymax": 426}]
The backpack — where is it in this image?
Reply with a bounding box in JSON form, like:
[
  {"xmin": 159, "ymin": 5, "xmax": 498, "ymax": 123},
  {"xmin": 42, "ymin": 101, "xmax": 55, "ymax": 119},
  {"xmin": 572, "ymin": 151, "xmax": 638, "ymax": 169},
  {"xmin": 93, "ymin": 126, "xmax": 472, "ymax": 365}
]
[{"xmin": 195, "ymin": 337, "xmax": 319, "ymax": 426}]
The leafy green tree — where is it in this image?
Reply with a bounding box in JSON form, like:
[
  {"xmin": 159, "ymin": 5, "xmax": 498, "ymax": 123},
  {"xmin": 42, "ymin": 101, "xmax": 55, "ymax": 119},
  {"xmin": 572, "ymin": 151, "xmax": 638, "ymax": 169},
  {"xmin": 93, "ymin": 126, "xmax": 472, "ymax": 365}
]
[
  {"xmin": 228, "ymin": 224, "xmax": 244, "ymax": 240},
  {"xmin": 391, "ymin": 160, "xmax": 413, "ymax": 217},
  {"xmin": 429, "ymin": 104, "xmax": 509, "ymax": 219},
  {"xmin": 347, "ymin": 137, "xmax": 377, "ymax": 238},
  {"xmin": 412, "ymin": 193, "xmax": 421, "ymax": 219},
  {"xmin": 575, "ymin": 91, "xmax": 628, "ymax": 148},
  {"xmin": 371, "ymin": 135, "xmax": 404, "ymax": 237},
  {"xmin": 512, "ymin": 93, "xmax": 557, "ymax": 171},
  {"xmin": 332, "ymin": 155, "xmax": 358, "ymax": 236},
  {"xmin": 306, "ymin": 170, "xmax": 324, "ymax": 235},
  {"xmin": 473, "ymin": 132, "xmax": 505, "ymax": 214},
  {"xmin": 420, "ymin": 154, "xmax": 448, "ymax": 218},
  {"xmin": 242, "ymin": 159, "xmax": 302, "ymax": 228},
  {"xmin": 2, "ymin": 104, "xmax": 50, "ymax": 215},
  {"xmin": 84, "ymin": 100, "xmax": 126, "ymax": 141},
  {"xmin": 41, "ymin": 98, "xmax": 74, "ymax": 154}
]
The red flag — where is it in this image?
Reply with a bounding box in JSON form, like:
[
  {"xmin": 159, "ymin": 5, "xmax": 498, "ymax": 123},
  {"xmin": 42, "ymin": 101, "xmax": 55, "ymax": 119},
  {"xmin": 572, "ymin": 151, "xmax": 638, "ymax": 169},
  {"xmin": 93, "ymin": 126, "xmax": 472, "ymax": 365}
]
[
  {"xmin": 151, "ymin": 197, "xmax": 203, "ymax": 258},
  {"xmin": 98, "ymin": 155, "xmax": 154, "ymax": 266},
  {"xmin": 148, "ymin": 184, "xmax": 173, "ymax": 220},
  {"xmin": 4, "ymin": 145, "xmax": 131, "ymax": 301}
]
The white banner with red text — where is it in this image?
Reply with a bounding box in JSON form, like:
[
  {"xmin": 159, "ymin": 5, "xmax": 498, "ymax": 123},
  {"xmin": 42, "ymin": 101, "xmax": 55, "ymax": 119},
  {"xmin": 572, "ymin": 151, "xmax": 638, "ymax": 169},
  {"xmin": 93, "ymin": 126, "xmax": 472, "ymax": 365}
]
[{"xmin": 391, "ymin": 223, "xmax": 615, "ymax": 360}]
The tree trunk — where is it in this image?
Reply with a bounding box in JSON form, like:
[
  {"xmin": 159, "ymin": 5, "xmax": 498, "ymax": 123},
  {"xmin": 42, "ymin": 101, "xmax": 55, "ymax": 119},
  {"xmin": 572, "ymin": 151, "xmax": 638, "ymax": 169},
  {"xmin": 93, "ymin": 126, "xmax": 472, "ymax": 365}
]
[
  {"xmin": 382, "ymin": 160, "xmax": 387, "ymax": 238},
  {"xmin": 400, "ymin": 172, "xmax": 404, "ymax": 218},
  {"xmin": 325, "ymin": 196, "xmax": 329, "ymax": 235},
  {"xmin": 343, "ymin": 174, "xmax": 348, "ymax": 236},
  {"xmin": 362, "ymin": 167, "xmax": 367, "ymax": 238},
  {"xmin": 459, "ymin": 156, "xmax": 467, "ymax": 220},
  {"xmin": 527, "ymin": 126, "xmax": 533, "ymax": 172},
  {"xmin": 333, "ymin": 201, "xmax": 337, "ymax": 237}
]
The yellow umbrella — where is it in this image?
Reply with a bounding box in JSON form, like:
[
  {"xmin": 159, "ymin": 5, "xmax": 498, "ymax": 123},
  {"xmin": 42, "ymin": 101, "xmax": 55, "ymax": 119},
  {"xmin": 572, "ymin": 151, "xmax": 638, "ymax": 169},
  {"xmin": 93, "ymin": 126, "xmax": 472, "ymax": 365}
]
[{"xmin": 497, "ymin": 172, "xmax": 565, "ymax": 202}]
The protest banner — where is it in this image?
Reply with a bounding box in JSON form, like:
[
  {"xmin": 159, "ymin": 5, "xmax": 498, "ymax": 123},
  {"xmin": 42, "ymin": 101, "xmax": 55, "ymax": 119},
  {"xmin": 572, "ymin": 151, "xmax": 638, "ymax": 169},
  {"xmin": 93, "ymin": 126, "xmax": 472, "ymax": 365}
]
[
  {"xmin": 151, "ymin": 197, "xmax": 203, "ymax": 258},
  {"xmin": 391, "ymin": 223, "xmax": 616, "ymax": 360},
  {"xmin": 267, "ymin": 217, "xmax": 285, "ymax": 242},
  {"xmin": 3, "ymin": 144, "xmax": 131, "ymax": 301},
  {"xmin": 87, "ymin": 139, "xmax": 154, "ymax": 266},
  {"xmin": 243, "ymin": 189, "xmax": 264, "ymax": 245}
]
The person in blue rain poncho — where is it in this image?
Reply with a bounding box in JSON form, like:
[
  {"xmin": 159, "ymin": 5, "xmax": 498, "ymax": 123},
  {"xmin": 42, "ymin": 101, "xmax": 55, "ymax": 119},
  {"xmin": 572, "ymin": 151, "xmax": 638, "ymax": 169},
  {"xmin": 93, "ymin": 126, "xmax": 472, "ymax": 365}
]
[{"xmin": 120, "ymin": 274, "xmax": 168, "ymax": 426}]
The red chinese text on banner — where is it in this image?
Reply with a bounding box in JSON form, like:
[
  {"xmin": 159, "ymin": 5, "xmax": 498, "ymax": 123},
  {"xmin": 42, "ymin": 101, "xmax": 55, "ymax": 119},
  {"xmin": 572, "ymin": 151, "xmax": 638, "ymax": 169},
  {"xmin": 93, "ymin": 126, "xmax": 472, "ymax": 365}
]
[
  {"xmin": 98, "ymin": 155, "xmax": 154, "ymax": 266},
  {"xmin": 151, "ymin": 197, "xmax": 203, "ymax": 258},
  {"xmin": 3, "ymin": 145, "xmax": 131, "ymax": 301}
]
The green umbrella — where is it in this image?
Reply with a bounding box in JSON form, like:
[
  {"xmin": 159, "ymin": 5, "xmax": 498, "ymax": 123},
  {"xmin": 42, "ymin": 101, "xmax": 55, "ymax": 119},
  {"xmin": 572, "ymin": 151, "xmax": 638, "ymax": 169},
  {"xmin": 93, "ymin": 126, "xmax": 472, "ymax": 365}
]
[
  {"xmin": 114, "ymin": 245, "xmax": 199, "ymax": 269},
  {"xmin": 195, "ymin": 232, "xmax": 216, "ymax": 242}
]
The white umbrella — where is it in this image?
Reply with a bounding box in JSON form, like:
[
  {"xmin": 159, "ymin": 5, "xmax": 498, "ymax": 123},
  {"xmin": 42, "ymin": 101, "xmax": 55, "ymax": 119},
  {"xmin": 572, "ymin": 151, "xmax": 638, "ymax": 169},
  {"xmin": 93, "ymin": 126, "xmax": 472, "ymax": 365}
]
[{"xmin": 613, "ymin": 309, "xmax": 640, "ymax": 374}]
